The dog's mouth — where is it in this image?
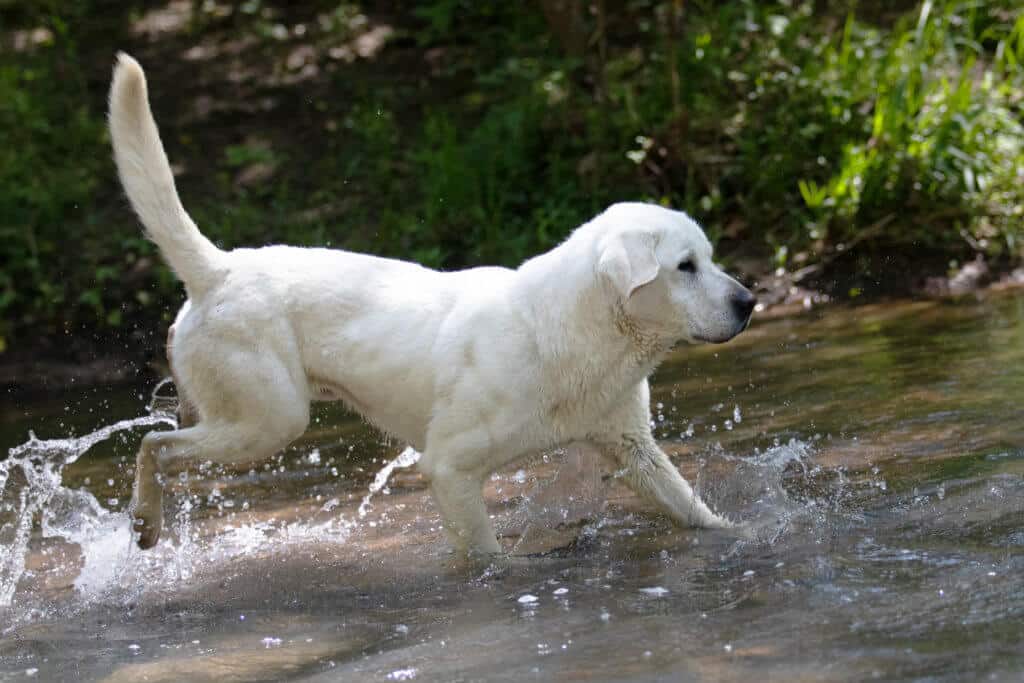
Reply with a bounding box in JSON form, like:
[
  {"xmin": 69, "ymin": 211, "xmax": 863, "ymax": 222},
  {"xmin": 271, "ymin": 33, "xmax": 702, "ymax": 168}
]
[
  {"xmin": 691, "ymin": 316, "xmax": 753, "ymax": 345},
  {"xmin": 690, "ymin": 333, "xmax": 732, "ymax": 344},
  {"xmin": 737, "ymin": 312, "xmax": 753, "ymax": 334}
]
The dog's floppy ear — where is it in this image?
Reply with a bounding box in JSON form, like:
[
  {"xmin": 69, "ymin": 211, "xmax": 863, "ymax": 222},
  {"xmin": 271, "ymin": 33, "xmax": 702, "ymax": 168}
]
[{"xmin": 597, "ymin": 233, "xmax": 660, "ymax": 299}]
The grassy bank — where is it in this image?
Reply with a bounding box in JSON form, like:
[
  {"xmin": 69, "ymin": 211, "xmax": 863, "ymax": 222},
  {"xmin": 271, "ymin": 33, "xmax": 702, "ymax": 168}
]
[{"xmin": 1, "ymin": 0, "xmax": 1022, "ymax": 355}]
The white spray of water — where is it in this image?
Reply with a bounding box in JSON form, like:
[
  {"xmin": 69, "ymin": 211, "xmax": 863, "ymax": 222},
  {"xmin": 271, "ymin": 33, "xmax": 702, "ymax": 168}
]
[
  {"xmin": 0, "ymin": 389, "xmax": 176, "ymax": 606},
  {"xmin": 1, "ymin": 379, "xmax": 411, "ymax": 616},
  {"xmin": 358, "ymin": 446, "xmax": 421, "ymax": 518}
]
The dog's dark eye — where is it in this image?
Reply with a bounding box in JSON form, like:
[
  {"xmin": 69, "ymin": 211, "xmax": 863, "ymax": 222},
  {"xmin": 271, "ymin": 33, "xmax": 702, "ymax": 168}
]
[{"xmin": 678, "ymin": 259, "xmax": 696, "ymax": 274}]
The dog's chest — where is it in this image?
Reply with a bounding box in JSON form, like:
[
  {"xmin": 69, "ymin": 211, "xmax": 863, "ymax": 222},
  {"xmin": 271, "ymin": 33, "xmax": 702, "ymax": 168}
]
[
  {"xmin": 540, "ymin": 378, "xmax": 631, "ymax": 440},
  {"xmin": 533, "ymin": 349, "xmax": 658, "ymax": 443}
]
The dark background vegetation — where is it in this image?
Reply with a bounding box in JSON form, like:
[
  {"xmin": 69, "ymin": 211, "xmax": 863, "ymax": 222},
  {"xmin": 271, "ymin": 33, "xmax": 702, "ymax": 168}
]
[{"xmin": 1, "ymin": 0, "xmax": 1022, "ymax": 360}]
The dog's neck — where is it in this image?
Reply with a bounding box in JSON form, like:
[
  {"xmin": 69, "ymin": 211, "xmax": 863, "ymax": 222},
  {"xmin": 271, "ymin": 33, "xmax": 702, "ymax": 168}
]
[
  {"xmin": 516, "ymin": 236, "xmax": 673, "ymax": 386},
  {"xmin": 612, "ymin": 304, "xmax": 674, "ymax": 362}
]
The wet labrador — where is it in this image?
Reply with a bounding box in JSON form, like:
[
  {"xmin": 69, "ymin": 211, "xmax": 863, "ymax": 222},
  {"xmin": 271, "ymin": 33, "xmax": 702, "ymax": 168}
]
[{"xmin": 108, "ymin": 53, "xmax": 755, "ymax": 555}]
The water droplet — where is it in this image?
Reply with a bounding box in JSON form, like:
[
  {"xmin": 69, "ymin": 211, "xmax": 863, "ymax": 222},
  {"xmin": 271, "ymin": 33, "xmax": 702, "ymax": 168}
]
[
  {"xmin": 553, "ymin": 587, "xmax": 568, "ymax": 595},
  {"xmin": 639, "ymin": 586, "xmax": 669, "ymax": 597},
  {"xmin": 518, "ymin": 594, "xmax": 539, "ymax": 604}
]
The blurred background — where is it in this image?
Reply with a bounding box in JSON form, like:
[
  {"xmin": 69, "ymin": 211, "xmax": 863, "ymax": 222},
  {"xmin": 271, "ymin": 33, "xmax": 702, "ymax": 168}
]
[{"xmin": 1, "ymin": 0, "xmax": 1022, "ymax": 365}]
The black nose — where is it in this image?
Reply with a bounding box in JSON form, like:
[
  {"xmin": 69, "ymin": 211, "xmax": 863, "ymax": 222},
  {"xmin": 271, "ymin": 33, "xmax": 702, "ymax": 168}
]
[{"xmin": 731, "ymin": 289, "xmax": 756, "ymax": 321}]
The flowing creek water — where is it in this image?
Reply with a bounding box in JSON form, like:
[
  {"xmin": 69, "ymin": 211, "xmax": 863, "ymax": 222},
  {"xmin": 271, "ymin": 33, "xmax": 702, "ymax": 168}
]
[{"xmin": 1, "ymin": 293, "xmax": 1022, "ymax": 682}]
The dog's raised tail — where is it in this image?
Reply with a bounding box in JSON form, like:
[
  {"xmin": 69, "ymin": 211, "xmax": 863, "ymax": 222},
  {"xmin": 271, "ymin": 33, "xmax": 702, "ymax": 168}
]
[{"xmin": 108, "ymin": 52, "xmax": 224, "ymax": 297}]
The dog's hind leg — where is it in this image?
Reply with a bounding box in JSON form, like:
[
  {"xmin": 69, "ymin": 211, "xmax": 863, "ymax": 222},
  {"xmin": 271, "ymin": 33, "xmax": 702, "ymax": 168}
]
[
  {"xmin": 131, "ymin": 412, "xmax": 308, "ymax": 548},
  {"xmin": 167, "ymin": 324, "xmax": 199, "ymax": 428},
  {"xmin": 176, "ymin": 397, "xmax": 199, "ymax": 429},
  {"xmin": 130, "ymin": 352, "xmax": 310, "ymax": 548}
]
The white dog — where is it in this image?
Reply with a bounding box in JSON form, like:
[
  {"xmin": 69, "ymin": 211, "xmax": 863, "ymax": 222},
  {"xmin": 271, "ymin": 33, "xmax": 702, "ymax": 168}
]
[{"xmin": 108, "ymin": 53, "xmax": 756, "ymax": 554}]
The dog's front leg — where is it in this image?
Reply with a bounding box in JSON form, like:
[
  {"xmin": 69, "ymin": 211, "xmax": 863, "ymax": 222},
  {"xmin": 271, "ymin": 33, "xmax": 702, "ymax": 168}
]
[
  {"xmin": 599, "ymin": 435, "xmax": 732, "ymax": 529},
  {"xmin": 429, "ymin": 465, "xmax": 502, "ymax": 556}
]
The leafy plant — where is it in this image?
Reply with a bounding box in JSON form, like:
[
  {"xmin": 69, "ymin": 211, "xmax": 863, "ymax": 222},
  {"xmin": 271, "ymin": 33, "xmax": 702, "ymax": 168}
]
[{"xmin": 0, "ymin": 0, "xmax": 1021, "ymax": 350}]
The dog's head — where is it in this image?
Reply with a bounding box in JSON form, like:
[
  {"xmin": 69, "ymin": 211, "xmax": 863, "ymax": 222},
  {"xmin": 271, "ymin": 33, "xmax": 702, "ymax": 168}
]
[{"xmin": 593, "ymin": 203, "xmax": 755, "ymax": 345}]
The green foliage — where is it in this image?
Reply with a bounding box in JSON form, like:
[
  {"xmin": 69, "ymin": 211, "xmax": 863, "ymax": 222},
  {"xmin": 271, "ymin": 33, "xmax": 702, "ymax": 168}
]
[
  {"xmin": 0, "ymin": 5, "xmax": 120, "ymax": 339},
  {"xmin": 0, "ymin": 0, "xmax": 1021, "ymax": 347},
  {"xmin": 788, "ymin": 0, "xmax": 1024, "ymax": 258},
  {"xmin": 385, "ymin": 0, "xmax": 1024, "ymax": 275}
]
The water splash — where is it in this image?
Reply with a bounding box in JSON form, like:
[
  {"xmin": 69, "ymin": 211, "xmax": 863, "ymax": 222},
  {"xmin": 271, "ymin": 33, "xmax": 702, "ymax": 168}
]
[
  {"xmin": 358, "ymin": 446, "xmax": 421, "ymax": 518},
  {"xmin": 692, "ymin": 437, "xmax": 822, "ymax": 553},
  {"xmin": 1, "ymin": 376, "xmax": 430, "ymax": 619},
  {"xmin": 0, "ymin": 378, "xmax": 378, "ymax": 619},
  {"xmin": 0, "ymin": 380, "xmax": 177, "ymax": 607},
  {"xmin": 509, "ymin": 446, "xmax": 607, "ymax": 555}
]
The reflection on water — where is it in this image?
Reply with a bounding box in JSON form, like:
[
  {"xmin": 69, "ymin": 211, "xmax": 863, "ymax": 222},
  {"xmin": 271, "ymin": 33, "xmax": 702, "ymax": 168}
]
[{"xmin": 1, "ymin": 293, "xmax": 1023, "ymax": 681}]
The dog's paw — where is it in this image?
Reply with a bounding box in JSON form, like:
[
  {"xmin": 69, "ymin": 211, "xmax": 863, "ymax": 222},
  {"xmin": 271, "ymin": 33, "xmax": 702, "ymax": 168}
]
[
  {"xmin": 129, "ymin": 491, "xmax": 164, "ymax": 550},
  {"xmin": 133, "ymin": 512, "xmax": 163, "ymax": 549},
  {"xmin": 700, "ymin": 509, "xmax": 739, "ymax": 531}
]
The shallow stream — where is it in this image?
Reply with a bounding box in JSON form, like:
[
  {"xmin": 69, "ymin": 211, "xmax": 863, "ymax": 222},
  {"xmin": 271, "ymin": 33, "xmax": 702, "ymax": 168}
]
[{"xmin": 2, "ymin": 294, "xmax": 1022, "ymax": 681}]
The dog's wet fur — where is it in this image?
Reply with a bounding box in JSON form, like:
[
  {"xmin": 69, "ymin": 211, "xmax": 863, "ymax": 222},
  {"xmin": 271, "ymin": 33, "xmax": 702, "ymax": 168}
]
[{"xmin": 109, "ymin": 53, "xmax": 755, "ymax": 554}]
